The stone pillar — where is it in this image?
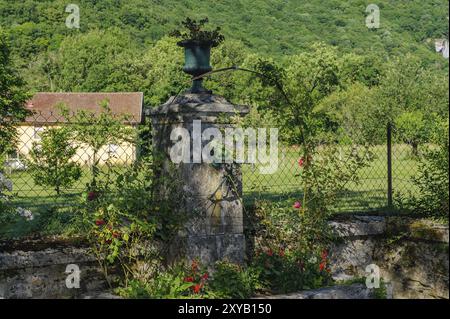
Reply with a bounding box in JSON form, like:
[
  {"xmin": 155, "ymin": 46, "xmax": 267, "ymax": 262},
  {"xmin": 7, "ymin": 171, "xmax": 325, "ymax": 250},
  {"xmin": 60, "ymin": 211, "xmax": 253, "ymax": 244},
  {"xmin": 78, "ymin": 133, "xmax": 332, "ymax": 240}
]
[{"xmin": 150, "ymin": 93, "xmax": 249, "ymax": 265}]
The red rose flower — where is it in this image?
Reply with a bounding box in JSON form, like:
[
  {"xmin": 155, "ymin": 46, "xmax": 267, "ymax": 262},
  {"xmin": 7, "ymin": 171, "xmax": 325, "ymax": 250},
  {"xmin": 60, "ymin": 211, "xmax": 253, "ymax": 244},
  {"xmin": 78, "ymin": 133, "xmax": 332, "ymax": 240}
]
[
  {"xmin": 184, "ymin": 276, "xmax": 194, "ymax": 282},
  {"xmin": 293, "ymin": 201, "xmax": 301, "ymax": 209},
  {"xmin": 267, "ymin": 249, "xmax": 273, "ymax": 257},
  {"xmin": 319, "ymin": 261, "xmax": 326, "ymax": 272},
  {"xmin": 321, "ymin": 250, "xmax": 328, "ymax": 260},
  {"xmin": 95, "ymin": 219, "xmax": 105, "ymax": 226},
  {"xmin": 193, "ymin": 284, "xmax": 201, "ymax": 294},
  {"xmin": 298, "ymin": 157, "xmax": 305, "ymax": 167},
  {"xmin": 202, "ymin": 273, "xmax": 209, "ymax": 280}
]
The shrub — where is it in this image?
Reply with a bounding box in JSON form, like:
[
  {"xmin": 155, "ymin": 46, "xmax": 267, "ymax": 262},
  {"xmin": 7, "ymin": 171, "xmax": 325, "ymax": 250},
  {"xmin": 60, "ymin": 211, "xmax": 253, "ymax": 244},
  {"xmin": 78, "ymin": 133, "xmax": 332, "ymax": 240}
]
[
  {"xmin": 206, "ymin": 261, "xmax": 260, "ymax": 298},
  {"xmin": 246, "ymin": 200, "xmax": 335, "ymax": 293},
  {"xmin": 28, "ymin": 128, "xmax": 82, "ymax": 195},
  {"xmin": 398, "ymin": 120, "xmax": 449, "ymax": 218},
  {"xmin": 78, "ymin": 153, "xmax": 187, "ymax": 289},
  {"xmin": 116, "ymin": 260, "xmax": 209, "ymax": 299},
  {"xmin": 252, "ymin": 246, "xmax": 332, "ymax": 293}
]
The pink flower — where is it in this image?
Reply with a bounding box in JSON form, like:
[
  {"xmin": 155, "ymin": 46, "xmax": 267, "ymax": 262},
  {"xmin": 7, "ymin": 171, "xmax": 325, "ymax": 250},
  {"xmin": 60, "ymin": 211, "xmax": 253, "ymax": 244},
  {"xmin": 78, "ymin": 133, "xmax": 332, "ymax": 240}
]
[
  {"xmin": 293, "ymin": 201, "xmax": 301, "ymax": 209},
  {"xmin": 298, "ymin": 157, "xmax": 305, "ymax": 167}
]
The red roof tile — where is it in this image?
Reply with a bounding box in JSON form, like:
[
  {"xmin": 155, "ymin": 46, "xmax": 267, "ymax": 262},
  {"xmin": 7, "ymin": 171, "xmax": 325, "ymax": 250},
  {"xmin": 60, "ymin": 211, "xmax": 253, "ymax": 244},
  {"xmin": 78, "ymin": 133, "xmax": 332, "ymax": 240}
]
[{"xmin": 25, "ymin": 92, "xmax": 143, "ymax": 124}]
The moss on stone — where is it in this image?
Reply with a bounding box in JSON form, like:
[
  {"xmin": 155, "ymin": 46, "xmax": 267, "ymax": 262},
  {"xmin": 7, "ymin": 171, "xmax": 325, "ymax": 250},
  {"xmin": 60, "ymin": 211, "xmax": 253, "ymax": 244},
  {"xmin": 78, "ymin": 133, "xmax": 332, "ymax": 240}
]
[
  {"xmin": 409, "ymin": 220, "xmax": 444, "ymax": 242},
  {"xmin": 385, "ymin": 217, "xmax": 448, "ymax": 243}
]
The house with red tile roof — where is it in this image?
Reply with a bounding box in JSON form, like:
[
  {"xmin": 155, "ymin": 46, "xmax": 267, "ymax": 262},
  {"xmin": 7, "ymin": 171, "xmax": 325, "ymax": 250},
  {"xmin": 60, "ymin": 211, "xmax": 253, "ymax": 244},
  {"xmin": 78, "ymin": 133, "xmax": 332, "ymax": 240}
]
[{"xmin": 8, "ymin": 92, "xmax": 143, "ymax": 168}]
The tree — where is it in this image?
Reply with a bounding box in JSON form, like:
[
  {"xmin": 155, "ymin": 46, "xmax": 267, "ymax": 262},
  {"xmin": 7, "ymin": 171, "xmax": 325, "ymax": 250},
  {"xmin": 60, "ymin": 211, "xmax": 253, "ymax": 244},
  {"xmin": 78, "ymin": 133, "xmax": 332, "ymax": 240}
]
[
  {"xmin": 55, "ymin": 28, "xmax": 141, "ymax": 92},
  {"xmin": 253, "ymin": 43, "xmax": 342, "ymax": 146},
  {"xmin": 28, "ymin": 128, "xmax": 82, "ymax": 195},
  {"xmin": 394, "ymin": 110, "xmax": 429, "ymax": 156},
  {"xmin": 251, "ymin": 43, "xmax": 372, "ymax": 216},
  {"xmin": 62, "ymin": 101, "xmax": 134, "ymax": 189},
  {"xmin": 400, "ymin": 120, "xmax": 449, "ymax": 217},
  {"xmin": 141, "ymin": 36, "xmax": 187, "ymax": 106},
  {"xmin": 376, "ymin": 55, "xmax": 449, "ymax": 152},
  {"xmin": 0, "ymin": 27, "xmax": 30, "ymax": 165},
  {"xmin": 319, "ymin": 82, "xmax": 381, "ymax": 144}
]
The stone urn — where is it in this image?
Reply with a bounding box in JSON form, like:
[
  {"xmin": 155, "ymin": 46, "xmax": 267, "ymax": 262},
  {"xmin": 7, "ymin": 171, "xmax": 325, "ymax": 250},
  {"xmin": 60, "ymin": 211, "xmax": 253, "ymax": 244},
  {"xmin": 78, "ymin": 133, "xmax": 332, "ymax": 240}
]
[{"xmin": 177, "ymin": 40, "xmax": 213, "ymax": 94}]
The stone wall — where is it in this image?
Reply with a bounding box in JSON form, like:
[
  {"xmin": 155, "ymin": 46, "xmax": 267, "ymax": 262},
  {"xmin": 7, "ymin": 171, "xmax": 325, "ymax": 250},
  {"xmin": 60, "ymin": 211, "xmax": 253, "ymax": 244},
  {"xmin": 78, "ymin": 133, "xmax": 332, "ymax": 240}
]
[
  {"xmin": 329, "ymin": 215, "xmax": 449, "ymax": 299},
  {"xmin": 0, "ymin": 215, "xmax": 448, "ymax": 299},
  {"xmin": 0, "ymin": 238, "xmax": 106, "ymax": 299}
]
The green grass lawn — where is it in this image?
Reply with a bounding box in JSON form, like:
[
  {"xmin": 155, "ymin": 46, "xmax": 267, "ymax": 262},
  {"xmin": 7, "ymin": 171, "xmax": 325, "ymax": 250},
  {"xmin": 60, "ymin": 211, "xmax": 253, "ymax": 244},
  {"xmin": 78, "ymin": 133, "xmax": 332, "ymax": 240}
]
[
  {"xmin": 1, "ymin": 143, "xmax": 420, "ymax": 238},
  {"xmin": 242, "ymin": 144, "xmax": 419, "ymax": 213},
  {"xmin": 5, "ymin": 144, "xmax": 419, "ymax": 214},
  {"xmin": 6, "ymin": 166, "xmax": 126, "ymax": 212}
]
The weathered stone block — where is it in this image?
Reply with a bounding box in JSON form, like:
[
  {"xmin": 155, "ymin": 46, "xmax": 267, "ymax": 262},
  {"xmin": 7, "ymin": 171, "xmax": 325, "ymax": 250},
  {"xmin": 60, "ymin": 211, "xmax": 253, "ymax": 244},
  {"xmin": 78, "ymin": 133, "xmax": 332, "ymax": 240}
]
[{"xmin": 151, "ymin": 93, "xmax": 249, "ymax": 266}]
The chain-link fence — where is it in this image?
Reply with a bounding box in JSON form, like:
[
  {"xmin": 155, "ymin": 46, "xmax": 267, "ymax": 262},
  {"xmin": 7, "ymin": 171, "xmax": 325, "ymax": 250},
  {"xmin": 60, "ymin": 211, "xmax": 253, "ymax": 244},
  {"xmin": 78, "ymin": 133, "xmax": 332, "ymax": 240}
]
[
  {"xmin": 2, "ymin": 114, "xmax": 421, "ymax": 214},
  {"xmin": 2, "ymin": 111, "xmax": 141, "ymax": 213},
  {"xmin": 242, "ymin": 123, "xmax": 421, "ymax": 213}
]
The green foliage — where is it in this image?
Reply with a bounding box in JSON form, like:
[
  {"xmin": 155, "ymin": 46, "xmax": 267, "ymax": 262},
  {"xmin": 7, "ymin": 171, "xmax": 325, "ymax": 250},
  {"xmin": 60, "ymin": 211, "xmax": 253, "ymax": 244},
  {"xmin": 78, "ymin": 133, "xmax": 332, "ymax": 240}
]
[
  {"xmin": 240, "ymin": 49, "xmax": 374, "ymax": 294},
  {"xmin": 252, "ymin": 43, "xmax": 370, "ymax": 147},
  {"xmin": 319, "ymin": 83, "xmax": 380, "ymax": 143},
  {"xmin": 140, "ymin": 37, "xmax": 188, "ymax": 105},
  {"xmin": 1, "ymin": 1, "xmax": 448, "ymax": 107},
  {"xmin": 302, "ymin": 145, "xmax": 373, "ymax": 212},
  {"xmin": 373, "ymin": 279, "xmax": 388, "ymax": 299},
  {"xmin": 170, "ymin": 17, "xmax": 225, "ymax": 47},
  {"xmin": 375, "ymin": 55, "xmax": 449, "ymax": 125},
  {"xmin": 394, "ymin": 110, "xmax": 428, "ymax": 155},
  {"xmin": 60, "ymin": 101, "xmax": 134, "ymax": 189},
  {"xmin": 0, "ymin": 27, "xmax": 30, "ymax": 160},
  {"xmin": 1, "ymin": 0, "xmax": 448, "ymax": 64},
  {"xmin": 246, "ymin": 200, "xmax": 333, "ymax": 293},
  {"xmin": 0, "ymin": 172, "xmax": 14, "ymax": 219},
  {"xmin": 129, "ymin": 270, "xmax": 194, "ymax": 299},
  {"xmin": 78, "ymin": 152, "xmax": 188, "ymax": 289},
  {"xmin": 206, "ymin": 261, "xmax": 260, "ymax": 298},
  {"xmin": 28, "ymin": 128, "xmax": 81, "ymax": 195},
  {"xmin": 55, "ymin": 29, "xmax": 141, "ymax": 92},
  {"xmin": 116, "ymin": 260, "xmax": 207, "ymax": 299},
  {"xmin": 398, "ymin": 120, "xmax": 449, "ymax": 217},
  {"xmin": 251, "ymin": 49, "xmax": 374, "ymax": 215},
  {"xmin": 251, "ymin": 247, "xmax": 332, "ymax": 293}
]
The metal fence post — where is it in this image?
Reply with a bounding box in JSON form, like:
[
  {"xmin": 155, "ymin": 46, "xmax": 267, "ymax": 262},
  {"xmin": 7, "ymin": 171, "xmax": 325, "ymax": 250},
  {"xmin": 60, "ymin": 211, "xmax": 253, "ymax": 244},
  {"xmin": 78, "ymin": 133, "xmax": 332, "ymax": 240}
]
[{"xmin": 387, "ymin": 122, "xmax": 393, "ymax": 209}]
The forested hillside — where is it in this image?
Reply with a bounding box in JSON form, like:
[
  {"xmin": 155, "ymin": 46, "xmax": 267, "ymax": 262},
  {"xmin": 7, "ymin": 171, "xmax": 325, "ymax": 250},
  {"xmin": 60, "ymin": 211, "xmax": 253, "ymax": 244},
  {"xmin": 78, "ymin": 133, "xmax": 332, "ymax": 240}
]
[
  {"xmin": 0, "ymin": 0, "xmax": 448, "ymax": 146},
  {"xmin": 1, "ymin": 0, "xmax": 448, "ymax": 62}
]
